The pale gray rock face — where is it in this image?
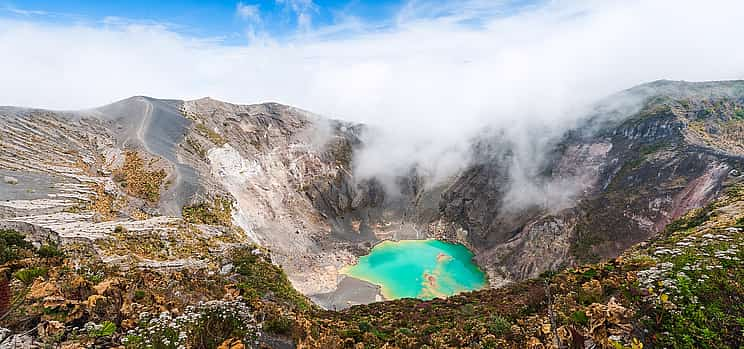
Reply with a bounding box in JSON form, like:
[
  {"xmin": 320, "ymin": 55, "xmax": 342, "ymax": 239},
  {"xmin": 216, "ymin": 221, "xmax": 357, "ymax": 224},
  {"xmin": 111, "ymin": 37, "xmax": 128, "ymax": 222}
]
[
  {"xmin": 0, "ymin": 328, "xmax": 11, "ymax": 343},
  {"xmin": 2, "ymin": 176, "xmax": 17, "ymax": 185},
  {"xmin": 1, "ymin": 80, "xmax": 744, "ymax": 308},
  {"xmin": 0, "ymin": 333, "xmax": 37, "ymax": 349},
  {"xmin": 219, "ymin": 263, "xmax": 234, "ymax": 275}
]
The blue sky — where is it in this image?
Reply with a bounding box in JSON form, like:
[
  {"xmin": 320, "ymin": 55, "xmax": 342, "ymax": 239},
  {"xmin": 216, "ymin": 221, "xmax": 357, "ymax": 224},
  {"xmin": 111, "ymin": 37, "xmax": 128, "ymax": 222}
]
[{"xmin": 0, "ymin": 0, "xmax": 536, "ymax": 44}]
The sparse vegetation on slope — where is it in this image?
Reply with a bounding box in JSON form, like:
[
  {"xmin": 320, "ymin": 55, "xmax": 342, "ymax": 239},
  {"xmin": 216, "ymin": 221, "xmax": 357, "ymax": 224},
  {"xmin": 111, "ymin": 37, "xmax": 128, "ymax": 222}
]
[
  {"xmin": 1, "ymin": 186, "xmax": 741, "ymax": 348},
  {"xmin": 231, "ymin": 246, "xmax": 313, "ymax": 311},
  {"xmin": 194, "ymin": 123, "xmax": 226, "ymax": 146},
  {"xmin": 182, "ymin": 196, "xmax": 233, "ymax": 226},
  {"xmin": 113, "ymin": 151, "xmax": 167, "ymax": 202}
]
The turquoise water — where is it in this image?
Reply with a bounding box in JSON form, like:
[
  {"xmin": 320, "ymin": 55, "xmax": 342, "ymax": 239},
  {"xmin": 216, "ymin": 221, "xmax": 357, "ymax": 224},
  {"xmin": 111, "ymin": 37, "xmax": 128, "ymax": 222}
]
[{"xmin": 342, "ymin": 240, "xmax": 487, "ymax": 300}]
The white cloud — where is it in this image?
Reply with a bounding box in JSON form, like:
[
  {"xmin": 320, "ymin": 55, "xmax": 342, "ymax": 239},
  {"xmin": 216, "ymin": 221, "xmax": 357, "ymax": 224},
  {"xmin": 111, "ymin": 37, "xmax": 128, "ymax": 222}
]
[
  {"xmin": 2, "ymin": 6, "xmax": 48, "ymax": 16},
  {"xmin": 276, "ymin": 0, "xmax": 317, "ymax": 31},
  {"xmin": 0, "ymin": 0, "xmax": 743, "ymax": 200},
  {"xmin": 236, "ymin": 2, "xmax": 260, "ymax": 22}
]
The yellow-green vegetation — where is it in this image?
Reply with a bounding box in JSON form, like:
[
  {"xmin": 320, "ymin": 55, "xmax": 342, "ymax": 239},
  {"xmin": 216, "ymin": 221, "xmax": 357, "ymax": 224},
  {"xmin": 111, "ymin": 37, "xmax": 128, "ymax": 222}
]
[
  {"xmin": 113, "ymin": 151, "xmax": 167, "ymax": 202},
  {"xmin": 185, "ymin": 135, "xmax": 207, "ymax": 158},
  {"xmin": 101, "ymin": 224, "xmax": 227, "ymax": 261},
  {"xmin": 13, "ymin": 267, "xmax": 47, "ymax": 285},
  {"xmin": 90, "ymin": 183, "xmax": 116, "ymax": 220},
  {"xmin": 195, "ymin": 123, "xmax": 226, "ymax": 146},
  {"xmin": 231, "ymin": 245, "xmax": 312, "ymax": 311},
  {"xmin": 182, "ymin": 197, "xmax": 233, "ymax": 226},
  {"xmin": 37, "ymin": 240, "xmax": 64, "ymax": 259}
]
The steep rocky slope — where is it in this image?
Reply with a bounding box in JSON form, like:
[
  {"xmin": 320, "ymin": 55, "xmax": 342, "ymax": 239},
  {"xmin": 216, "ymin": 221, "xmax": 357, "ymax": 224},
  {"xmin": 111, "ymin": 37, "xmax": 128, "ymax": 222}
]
[
  {"xmin": 0, "ymin": 80, "xmax": 742, "ymax": 347},
  {"xmin": 429, "ymin": 80, "xmax": 744, "ymax": 285},
  {"xmin": 0, "ymin": 160, "xmax": 739, "ymax": 348},
  {"xmin": 0, "ymin": 97, "xmax": 381, "ymax": 307}
]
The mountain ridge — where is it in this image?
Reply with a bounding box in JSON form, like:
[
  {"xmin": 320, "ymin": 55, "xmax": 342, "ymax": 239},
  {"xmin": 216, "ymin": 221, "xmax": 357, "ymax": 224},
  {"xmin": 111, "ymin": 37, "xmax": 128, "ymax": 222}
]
[{"xmin": 0, "ymin": 80, "xmax": 742, "ymax": 347}]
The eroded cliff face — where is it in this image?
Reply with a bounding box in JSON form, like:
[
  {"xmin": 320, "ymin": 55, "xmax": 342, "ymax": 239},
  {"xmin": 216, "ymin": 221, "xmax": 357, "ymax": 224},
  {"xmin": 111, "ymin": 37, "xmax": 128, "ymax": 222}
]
[
  {"xmin": 426, "ymin": 80, "xmax": 744, "ymax": 284},
  {"xmin": 178, "ymin": 98, "xmax": 378, "ymax": 297}
]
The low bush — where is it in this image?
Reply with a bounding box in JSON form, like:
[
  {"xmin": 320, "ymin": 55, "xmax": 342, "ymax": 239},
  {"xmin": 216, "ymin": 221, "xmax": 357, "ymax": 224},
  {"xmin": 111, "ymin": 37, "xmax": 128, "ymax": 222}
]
[
  {"xmin": 264, "ymin": 315, "xmax": 293, "ymax": 335},
  {"xmin": 37, "ymin": 239, "xmax": 64, "ymax": 259},
  {"xmin": 0, "ymin": 229, "xmax": 34, "ymax": 264}
]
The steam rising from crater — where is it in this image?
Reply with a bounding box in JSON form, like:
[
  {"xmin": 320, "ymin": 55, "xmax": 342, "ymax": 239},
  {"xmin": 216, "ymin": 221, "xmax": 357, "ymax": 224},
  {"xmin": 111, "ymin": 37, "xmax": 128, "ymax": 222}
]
[{"xmin": 1, "ymin": 0, "xmax": 744, "ymax": 211}]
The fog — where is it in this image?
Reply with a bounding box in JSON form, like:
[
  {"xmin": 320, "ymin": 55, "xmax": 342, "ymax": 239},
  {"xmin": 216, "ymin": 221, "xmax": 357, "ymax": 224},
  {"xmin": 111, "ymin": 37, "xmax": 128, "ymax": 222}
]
[{"xmin": 1, "ymin": 0, "xmax": 743, "ymax": 210}]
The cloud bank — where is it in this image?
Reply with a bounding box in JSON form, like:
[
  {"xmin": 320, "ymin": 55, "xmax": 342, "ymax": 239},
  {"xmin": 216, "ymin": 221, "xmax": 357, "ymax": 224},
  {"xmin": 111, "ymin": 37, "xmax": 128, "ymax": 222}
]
[{"xmin": 1, "ymin": 0, "xmax": 744, "ymax": 207}]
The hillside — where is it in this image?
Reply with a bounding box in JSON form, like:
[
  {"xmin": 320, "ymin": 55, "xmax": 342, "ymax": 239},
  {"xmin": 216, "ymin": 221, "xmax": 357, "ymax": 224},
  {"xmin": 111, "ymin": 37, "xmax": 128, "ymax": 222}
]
[
  {"xmin": 0, "ymin": 185, "xmax": 740, "ymax": 347},
  {"xmin": 0, "ymin": 80, "xmax": 742, "ymax": 347}
]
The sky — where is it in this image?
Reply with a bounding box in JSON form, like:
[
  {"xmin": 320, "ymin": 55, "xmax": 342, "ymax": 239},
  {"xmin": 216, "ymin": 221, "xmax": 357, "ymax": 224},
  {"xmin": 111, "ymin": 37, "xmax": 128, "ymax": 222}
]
[
  {"xmin": 1, "ymin": 0, "xmax": 744, "ymax": 206},
  {"xmin": 0, "ymin": 0, "xmax": 530, "ymax": 43}
]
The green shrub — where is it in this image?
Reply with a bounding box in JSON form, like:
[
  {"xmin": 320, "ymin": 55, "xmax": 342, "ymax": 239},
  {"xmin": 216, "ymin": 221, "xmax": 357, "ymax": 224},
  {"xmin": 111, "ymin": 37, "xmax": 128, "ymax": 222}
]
[
  {"xmin": 460, "ymin": 303, "xmax": 475, "ymax": 315},
  {"xmin": 133, "ymin": 290, "xmax": 146, "ymax": 300},
  {"xmin": 571, "ymin": 310, "xmax": 589, "ymax": 326},
  {"xmin": 264, "ymin": 315, "xmax": 293, "ymax": 335},
  {"xmin": 37, "ymin": 240, "xmax": 64, "ymax": 259},
  {"xmin": 734, "ymin": 216, "xmax": 744, "ymax": 228},
  {"xmin": 113, "ymin": 225, "xmax": 128, "ymax": 234},
  {"xmin": 487, "ymin": 315, "xmax": 511, "ymax": 336},
  {"xmin": 232, "ymin": 246, "xmax": 311, "ymax": 311},
  {"xmin": 0, "ymin": 229, "xmax": 34, "ymax": 264},
  {"xmin": 665, "ymin": 206, "xmax": 710, "ymax": 233},
  {"xmin": 639, "ymin": 142, "xmax": 668, "ymax": 156},
  {"xmin": 734, "ymin": 108, "xmax": 744, "ymax": 120},
  {"xmin": 189, "ymin": 308, "xmax": 251, "ymax": 348}
]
